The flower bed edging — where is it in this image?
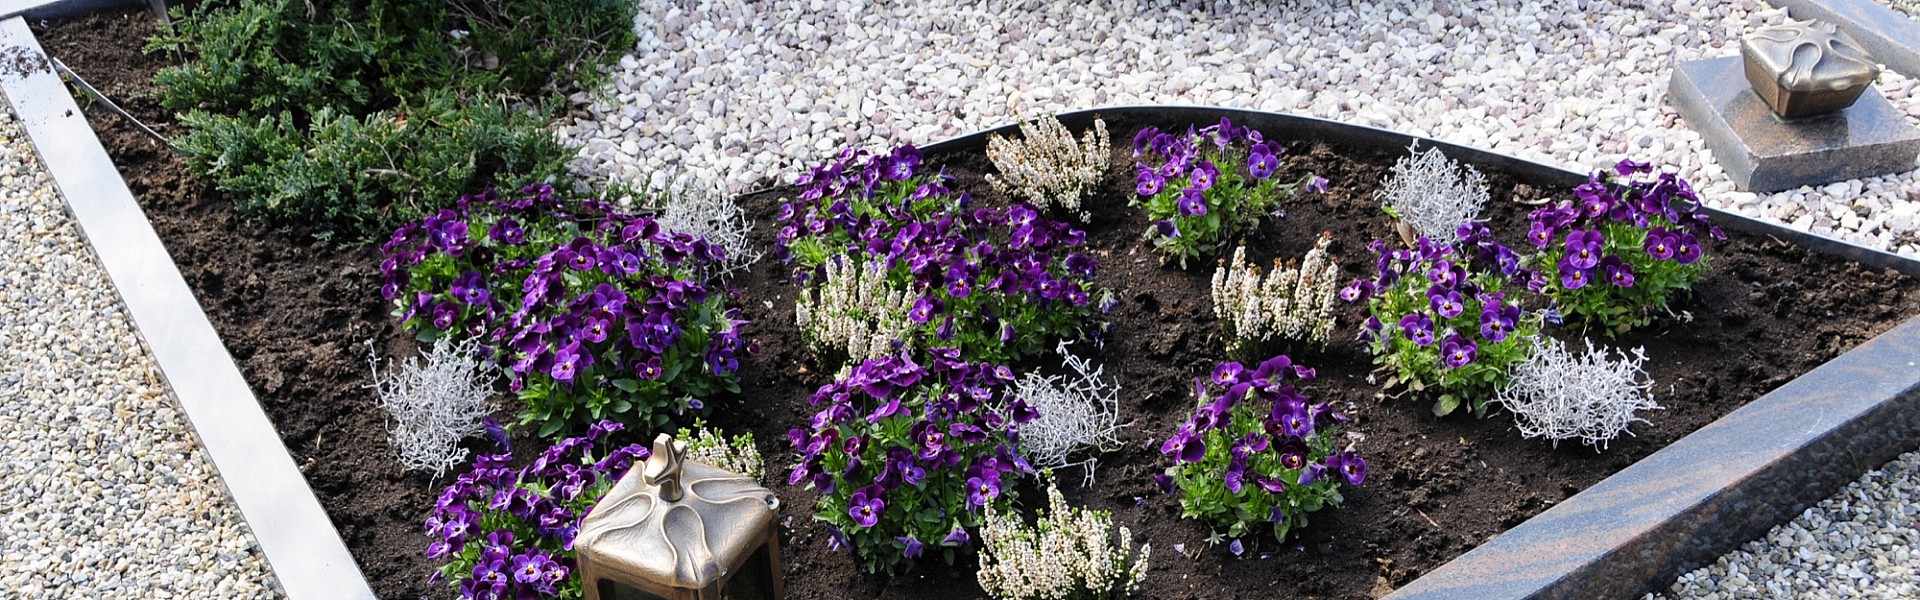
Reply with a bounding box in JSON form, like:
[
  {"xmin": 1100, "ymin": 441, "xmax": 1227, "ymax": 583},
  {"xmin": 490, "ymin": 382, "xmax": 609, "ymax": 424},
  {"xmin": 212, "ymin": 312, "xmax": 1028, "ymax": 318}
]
[
  {"xmin": 910, "ymin": 106, "xmax": 1920, "ymax": 600},
  {"xmin": 0, "ymin": 17, "xmax": 372, "ymax": 600}
]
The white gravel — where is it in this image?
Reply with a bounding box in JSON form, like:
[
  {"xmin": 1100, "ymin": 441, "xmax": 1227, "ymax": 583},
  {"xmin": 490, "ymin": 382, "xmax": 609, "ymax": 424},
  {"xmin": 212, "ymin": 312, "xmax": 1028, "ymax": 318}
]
[
  {"xmin": 1646, "ymin": 449, "xmax": 1920, "ymax": 599},
  {"xmin": 1887, "ymin": 0, "xmax": 1920, "ymax": 19},
  {"xmin": 0, "ymin": 97, "xmax": 280, "ymax": 595},
  {"xmin": 559, "ymin": 0, "xmax": 1920, "ymax": 257}
]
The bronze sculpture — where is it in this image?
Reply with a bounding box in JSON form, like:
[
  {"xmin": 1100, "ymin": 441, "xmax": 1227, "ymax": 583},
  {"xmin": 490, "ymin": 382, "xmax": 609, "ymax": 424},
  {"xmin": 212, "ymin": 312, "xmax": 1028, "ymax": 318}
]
[{"xmin": 1741, "ymin": 19, "xmax": 1882, "ymax": 120}]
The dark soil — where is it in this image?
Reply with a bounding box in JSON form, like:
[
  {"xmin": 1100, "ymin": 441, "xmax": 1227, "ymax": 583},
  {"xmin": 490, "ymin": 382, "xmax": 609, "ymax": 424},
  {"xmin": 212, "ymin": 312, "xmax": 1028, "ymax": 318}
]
[{"xmin": 41, "ymin": 9, "xmax": 1920, "ymax": 600}]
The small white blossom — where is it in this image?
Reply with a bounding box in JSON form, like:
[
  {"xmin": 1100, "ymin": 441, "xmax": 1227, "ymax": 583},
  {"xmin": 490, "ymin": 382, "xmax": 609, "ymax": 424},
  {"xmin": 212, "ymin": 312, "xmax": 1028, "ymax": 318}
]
[
  {"xmin": 795, "ymin": 255, "xmax": 915, "ymax": 362},
  {"xmin": 1495, "ymin": 337, "xmax": 1661, "ymax": 450},
  {"xmin": 1014, "ymin": 342, "xmax": 1125, "ymax": 485},
  {"xmin": 617, "ymin": 174, "xmax": 762, "ymax": 277},
  {"xmin": 679, "ymin": 423, "xmax": 764, "ymax": 481},
  {"xmin": 985, "ymin": 115, "xmax": 1110, "ymax": 222},
  {"xmin": 978, "ymin": 481, "xmax": 1149, "ymax": 600},
  {"xmin": 1210, "ymin": 234, "xmax": 1340, "ymax": 357},
  {"xmin": 366, "ymin": 337, "xmax": 500, "ymax": 478},
  {"xmin": 1376, "ymin": 142, "xmax": 1489, "ymax": 246}
]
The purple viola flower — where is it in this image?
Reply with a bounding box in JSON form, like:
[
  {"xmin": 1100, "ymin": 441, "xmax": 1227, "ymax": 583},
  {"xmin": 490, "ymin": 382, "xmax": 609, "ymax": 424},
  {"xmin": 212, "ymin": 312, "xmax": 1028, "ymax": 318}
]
[
  {"xmin": 487, "ymin": 218, "xmax": 525, "ymax": 245},
  {"xmin": 1441, "ymin": 334, "xmax": 1478, "ymax": 368},
  {"xmin": 1305, "ymin": 176, "xmax": 1329, "ymax": 194},
  {"xmin": 1297, "ymin": 462, "xmax": 1327, "ymax": 486},
  {"xmin": 1275, "ymin": 404, "xmax": 1313, "ymax": 438},
  {"xmin": 1154, "ymin": 219, "xmax": 1179, "ymax": 239},
  {"xmin": 1191, "ymin": 161, "xmax": 1220, "ymax": 191},
  {"xmin": 1564, "ymin": 229, "xmax": 1605, "ymax": 269},
  {"xmin": 1399, "ymin": 313, "xmax": 1436, "ymax": 346},
  {"xmin": 1133, "ymin": 127, "xmax": 1161, "ymax": 156},
  {"xmin": 1603, "ymin": 256, "xmax": 1636, "ymax": 287},
  {"xmin": 1527, "ymin": 221, "xmax": 1556, "ymax": 249},
  {"xmin": 1428, "ymin": 260, "xmax": 1465, "ymax": 289},
  {"xmin": 1256, "ymin": 477, "xmax": 1287, "ymax": 494},
  {"xmin": 1340, "ymin": 280, "xmax": 1375, "ymax": 303},
  {"xmin": 430, "ymin": 301, "xmax": 458, "ymax": 330},
  {"xmin": 896, "ymin": 536, "xmax": 925, "ymax": 559},
  {"xmin": 1224, "ymin": 457, "xmax": 1247, "ymax": 493},
  {"xmin": 942, "ymin": 526, "xmax": 970, "ymax": 546},
  {"xmin": 550, "ymin": 344, "xmax": 582, "ymax": 383},
  {"xmin": 1479, "ymin": 303, "xmax": 1517, "ymax": 342},
  {"xmin": 1328, "ymin": 451, "xmax": 1368, "ymax": 486},
  {"xmin": 1211, "ymin": 362, "xmax": 1246, "ymax": 386},
  {"xmin": 1558, "ymin": 258, "xmax": 1593, "ymax": 290},
  {"xmin": 1674, "ymin": 232, "xmax": 1702, "ymax": 265},
  {"xmin": 1429, "ymin": 289, "xmax": 1466, "ymax": 319},
  {"xmin": 1248, "ymin": 146, "xmax": 1279, "ymax": 180},
  {"xmin": 510, "ymin": 550, "xmax": 546, "ymax": 584},
  {"xmin": 1176, "ymin": 189, "xmax": 1208, "ymax": 217},
  {"xmin": 1615, "ymin": 157, "xmax": 1652, "ymax": 175},
  {"xmin": 1644, "ymin": 228, "xmax": 1677, "ymax": 260},
  {"xmin": 966, "ymin": 475, "xmax": 1001, "ymax": 508},
  {"xmin": 1007, "ymin": 399, "xmax": 1039, "ymax": 425},
  {"xmin": 908, "ymin": 296, "xmax": 939, "ymax": 324},
  {"xmin": 1159, "ymin": 425, "xmax": 1207, "ymax": 463},
  {"xmin": 849, "ymin": 486, "xmax": 885, "ymax": 528},
  {"xmin": 1137, "ymin": 168, "xmax": 1166, "ymax": 196}
]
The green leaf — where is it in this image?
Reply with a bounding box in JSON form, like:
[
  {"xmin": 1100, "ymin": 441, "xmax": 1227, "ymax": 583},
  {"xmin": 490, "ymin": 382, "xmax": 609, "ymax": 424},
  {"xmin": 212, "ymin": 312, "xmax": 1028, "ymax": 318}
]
[
  {"xmin": 537, "ymin": 419, "xmax": 563, "ymax": 437},
  {"xmin": 610, "ymin": 378, "xmax": 640, "ymax": 393},
  {"xmin": 1433, "ymin": 394, "xmax": 1460, "ymax": 417}
]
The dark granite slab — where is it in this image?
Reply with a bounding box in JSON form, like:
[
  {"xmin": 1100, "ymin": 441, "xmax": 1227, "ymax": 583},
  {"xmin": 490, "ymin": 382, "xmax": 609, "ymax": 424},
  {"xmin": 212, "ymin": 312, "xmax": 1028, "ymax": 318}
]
[
  {"xmin": 0, "ymin": 15, "xmax": 374, "ymax": 600},
  {"xmin": 1775, "ymin": 0, "xmax": 1920, "ymax": 79},
  {"xmin": 1384, "ymin": 315, "xmax": 1920, "ymax": 599},
  {"xmin": 1669, "ymin": 55, "xmax": 1920, "ymax": 193}
]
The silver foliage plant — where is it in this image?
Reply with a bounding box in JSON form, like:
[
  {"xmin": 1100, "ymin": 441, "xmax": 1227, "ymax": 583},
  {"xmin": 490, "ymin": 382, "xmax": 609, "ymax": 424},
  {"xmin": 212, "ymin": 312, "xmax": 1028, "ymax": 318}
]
[
  {"xmin": 1495, "ymin": 337, "xmax": 1660, "ymax": 450},
  {"xmin": 978, "ymin": 480, "xmax": 1149, "ymax": 600},
  {"xmin": 985, "ymin": 114, "xmax": 1110, "ymax": 222},
  {"xmin": 367, "ymin": 337, "xmax": 500, "ymax": 478},
  {"xmin": 1376, "ymin": 142, "xmax": 1489, "ymax": 246},
  {"xmin": 1013, "ymin": 342, "xmax": 1125, "ymax": 485},
  {"xmin": 613, "ymin": 173, "xmax": 762, "ymax": 277},
  {"xmin": 1210, "ymin": 234, "xmax": 1340, "ymax": 357}
]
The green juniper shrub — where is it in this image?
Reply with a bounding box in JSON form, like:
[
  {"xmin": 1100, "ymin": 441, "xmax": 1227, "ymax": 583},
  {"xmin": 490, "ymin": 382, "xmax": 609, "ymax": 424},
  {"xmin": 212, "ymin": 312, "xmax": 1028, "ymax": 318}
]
[{"xmin": 147, "ymin": 0, "xmax": 637, "ymax": 242}]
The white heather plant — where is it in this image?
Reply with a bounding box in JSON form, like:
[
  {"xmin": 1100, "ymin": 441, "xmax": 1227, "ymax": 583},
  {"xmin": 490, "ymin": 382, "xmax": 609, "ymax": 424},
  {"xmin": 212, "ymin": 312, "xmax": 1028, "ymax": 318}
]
[
  {"xmin": 366, "ymin": 336, "xmax": 499, "ymax": 478},
  {"xmin": 1376, "ymin": 142, "xmax": 1490, "ymax": 247},
  {"xmin": 1013, "ymin": 342, "xmax": 1125, "ymax": 485},
  {"xmin": 794, "ymin": 255, "xmax": 916, "ymax": 362},
  {"xmin": 677, "ymin": 421, "xmax": 765, "ymax": 481},
  {"xmin": 1211, "ymin": 234, "xmax": 1340, "ymax": 359},
  {"xmin": 985, "ymin": 114, "xmax": 1110, "ymax": 222},
  {"xmin": 978, "ymin": 481, "xmax": 1149, "ymax": 600},
  {"xmin": 1495, "ymin": 337, "xmax": 1660, "ymax": 450}
]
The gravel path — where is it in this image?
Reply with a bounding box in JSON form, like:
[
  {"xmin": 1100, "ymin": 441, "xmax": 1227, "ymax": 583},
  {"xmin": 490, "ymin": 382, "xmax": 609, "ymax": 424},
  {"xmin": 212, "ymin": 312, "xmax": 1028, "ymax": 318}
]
[
  {"xmin": 1645, "ymin": 450, "xmax": 1920, "ymax": 599},
  {"xmin": 1887, "ymin": 0, "xmax": 1920, "ymax": 19},
  {"xmin": 0, "ymin": 95, "xmax": 280, "ymax": 596},
  {"xmin": 560, "ymin": 0, "xmax": 1920, "ymax": 257}
]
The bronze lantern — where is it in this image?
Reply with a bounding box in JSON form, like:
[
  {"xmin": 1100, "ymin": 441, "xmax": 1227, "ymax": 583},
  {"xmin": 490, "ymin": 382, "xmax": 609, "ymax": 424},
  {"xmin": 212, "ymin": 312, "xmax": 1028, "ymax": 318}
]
[
  {"xmin": 1740, "ymin": 19, "xmax": 1883, "ymax": 120},
  {"xmin": 576, "ymin": 434, "xmax": 785, "ymax": 600}
]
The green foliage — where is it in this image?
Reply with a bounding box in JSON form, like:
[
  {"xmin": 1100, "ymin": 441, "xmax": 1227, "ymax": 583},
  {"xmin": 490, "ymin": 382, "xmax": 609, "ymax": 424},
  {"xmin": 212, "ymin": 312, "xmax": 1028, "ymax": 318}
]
[
  {"xmin": 148, "ymin": 0, "xmax": 638, "ymax": 242},
  {"xmin": 1130, "ymin": 119, "xmax": 1316, "ymax": 268}
]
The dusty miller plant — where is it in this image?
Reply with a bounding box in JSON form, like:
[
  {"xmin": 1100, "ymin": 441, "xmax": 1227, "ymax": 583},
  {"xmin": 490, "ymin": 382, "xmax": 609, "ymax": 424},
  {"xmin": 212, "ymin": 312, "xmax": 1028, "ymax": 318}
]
[
  {"xmin": 978, "ymin": 480, "xmax": 1149, "ymax": 600},
  {"xmin": 621, "ymin": 174, "xmax": 762, "ymax": 277},
  {"xmin": 1494, "ymin": 337, "xmax": 1659, "ymax": 450},
  {"xmin": 1376, "ymin": 142, "xmax": 1489, "ymax": 247},
  {"xmin": 677, "ymin": 421, "xmax": 765, "ymax": 481},
  {"xmin": 794, "ymin": 255, "xmax": 917, "ymax": 362},
  {"xmin": 986, "ymin": 115, "xmax": 1110, "ymax": 222},
  {"xmin": 1013, "ymin": 342, "xmax": 1125, "ymax": 485},
  {"xmin": 1211, "ymin": 234, "xmax": 1340, "ymax": 359},
  {"xmin": 367, "ymin": 337, "xmax": 499, "ymax": 478}
]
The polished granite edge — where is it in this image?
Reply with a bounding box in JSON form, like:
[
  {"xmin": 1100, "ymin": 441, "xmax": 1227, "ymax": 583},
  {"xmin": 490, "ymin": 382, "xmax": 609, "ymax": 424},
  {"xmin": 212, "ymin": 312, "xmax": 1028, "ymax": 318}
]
[
  {"xmin": 1775, "ymin": 0, "xmax": 1920, "ymax": 79},
  {"xmin": 0, "ymin": 17, "xmax": 374, "ymax": 600},
  {"xmin": 1385, "ymin": 316, "xmax": 1920, "ymax": 600}
]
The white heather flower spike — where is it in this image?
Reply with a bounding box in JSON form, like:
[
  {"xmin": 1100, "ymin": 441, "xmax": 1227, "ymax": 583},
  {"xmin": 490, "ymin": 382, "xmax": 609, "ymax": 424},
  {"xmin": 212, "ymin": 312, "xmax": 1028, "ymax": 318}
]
[
  {"xmin": 985, "ymin": 114, "xmax": 1110, "ymax": 222},
  {"xmin": 1013, "ymin": 341, "xmax": 1125, "ymax": 486},
  {"xmin": 1376, "ymin": 142, "xmax": 1489, "ymax": 246},
  {"xmin": 366, "ymin": 336, "xmax": 500, "ymax": 478},
  {"xmin": 795, "ymin": 255, "xmax": 915, "ymax": 362},
  {"xmin": 678, "ymin": 423, "xmax": 765, "ymax": 481},
  {"xmin": 1210, "ymin": 234, "xmax": 1340, "ymax": 357},
  {"xmin": 1495, "ymin": 337, "xmax": 1661, "ymax": 450},
  {"xmin": 978, "ymin": 480, "xmax": 1149, "ymax": 600}
]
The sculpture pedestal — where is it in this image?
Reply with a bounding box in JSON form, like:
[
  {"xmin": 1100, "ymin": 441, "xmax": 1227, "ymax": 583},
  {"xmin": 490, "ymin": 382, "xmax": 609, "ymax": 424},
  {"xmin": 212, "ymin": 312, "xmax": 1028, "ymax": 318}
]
[{"xmin": 1668, "ymin": 56, "xmax": 1920, "ymax": 193}]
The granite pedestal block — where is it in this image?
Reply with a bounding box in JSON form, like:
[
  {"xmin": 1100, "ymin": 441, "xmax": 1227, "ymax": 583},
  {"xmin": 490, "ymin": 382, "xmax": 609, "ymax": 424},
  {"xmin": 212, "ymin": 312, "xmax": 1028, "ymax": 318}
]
[{"xmin": 1669, "ymin": 56, "xmax": 1920, "ymax": 193}]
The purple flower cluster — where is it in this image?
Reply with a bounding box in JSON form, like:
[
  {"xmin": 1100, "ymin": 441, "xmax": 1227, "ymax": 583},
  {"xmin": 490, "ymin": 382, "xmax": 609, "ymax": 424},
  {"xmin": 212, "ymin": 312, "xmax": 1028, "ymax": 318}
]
[
  {"xmin": 775, "ymin": 145, "xmax": 1111, "ymax": 363},
  {"xmin": 426, "ymin": 420, "xmax": 648, "ymax": 599},
  {"xmin": 1156, "ymin": 356, "xmax": 1366, "ymax": 541},
  {"xmin": 1131, "ymin": 117, "xmax": 1317, "ymax": 265},
  {"xmin": 379, "ymin": 184, "xmax": 750, "ymax": 435},
  {"xmin": 1343, "ymin": 229, "xmax": 1541, "ymax": 417},
  {"xmin": 1526, "ymin": 158, "xmax": 1724, "ymax": 330},
  {"xmin": 787, "ymin": 348, "xmax": 1036, "ymax": 573}
]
